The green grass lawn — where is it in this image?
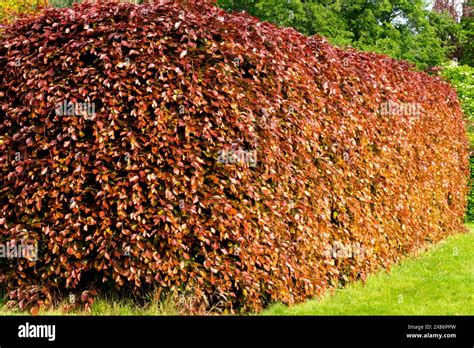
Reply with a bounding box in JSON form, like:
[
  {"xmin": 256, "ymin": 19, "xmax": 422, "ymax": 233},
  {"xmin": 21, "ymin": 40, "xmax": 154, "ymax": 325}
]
[
  {"xmin": 1, "ymin": 225, "xmax": 473, "ymax": 315},
  {"xmin": 263, "ymin": 224, "xmax": 474, "ymax": 315},
  {"xmin": 0, "ymin": 291, "xmax": 179, "ymax": 316}
]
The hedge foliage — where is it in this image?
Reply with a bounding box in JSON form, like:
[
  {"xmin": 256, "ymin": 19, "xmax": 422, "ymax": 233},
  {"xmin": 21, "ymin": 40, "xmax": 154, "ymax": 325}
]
[{"xmin": 0, "ymin": 1, "xmax": 469, "ymax": 313}]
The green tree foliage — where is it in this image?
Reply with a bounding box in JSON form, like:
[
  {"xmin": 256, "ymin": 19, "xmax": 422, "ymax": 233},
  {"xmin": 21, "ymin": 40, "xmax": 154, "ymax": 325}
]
[
  {"xmin": 48, "ymin": 0, "xmax": 77, "ymax": 8},
  {"xmin": 218, "ymin": 0, "xmax": 353, "ymax": 44},
  {"xmin": 218, "ymin": 0, "xmax": 463, "ymax": 69},
  {"xmin": 428, "ymin": 10, "xmax": 464, "ymax": 61},
  {"xmin": 460, "ymin": 0, "xmax": 473, "ymax": 66},
  {"xmin": 467, "ymin": 155, "xmax": 474, "ymax": 222},
  {"xmin": 442, "ymin": 63, "xmax": 474, "ymax": 222},
  {"xmin": 442, "ymin": 63, "xmax": 474, "ymax": 122}
]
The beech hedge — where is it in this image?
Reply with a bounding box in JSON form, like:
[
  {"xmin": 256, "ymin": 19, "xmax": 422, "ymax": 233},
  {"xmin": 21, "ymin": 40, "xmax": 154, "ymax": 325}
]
[{"xmin": 0, "ymin": 1, "xmax": 469, "ymax": 313}]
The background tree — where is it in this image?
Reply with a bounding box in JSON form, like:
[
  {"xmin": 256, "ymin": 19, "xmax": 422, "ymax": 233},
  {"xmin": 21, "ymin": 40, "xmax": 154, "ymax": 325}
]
[
  {"xmin": 460, "ymin": 0, "xmax": 473, "ymax": 65},
  {"xmin": 218, "ymin": 0, "xmax": 471, "ymax": 69},
  {"xmin": 433, "ymin": 0, "xmax": 461, "ymax": 21}
]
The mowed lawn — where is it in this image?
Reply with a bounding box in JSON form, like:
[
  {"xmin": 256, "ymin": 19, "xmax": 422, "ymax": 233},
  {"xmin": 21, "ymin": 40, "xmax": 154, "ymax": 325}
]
[
  {"xmin": 1, "ymin": 225, "xmax": 473, "ymax": 315},
  {"xmin": 263, "ymin": 224, "xmax": 474, "ymax": 315}
]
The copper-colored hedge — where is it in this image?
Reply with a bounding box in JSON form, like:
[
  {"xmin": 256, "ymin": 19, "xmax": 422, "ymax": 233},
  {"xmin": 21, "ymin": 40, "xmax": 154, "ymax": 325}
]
[{"xmin": 0, "ymin": 1, "xmax": 469, "ymax": 313}]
